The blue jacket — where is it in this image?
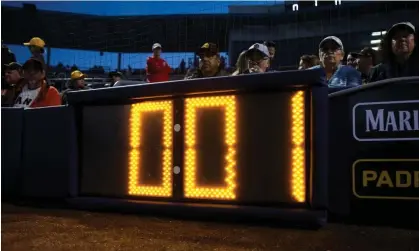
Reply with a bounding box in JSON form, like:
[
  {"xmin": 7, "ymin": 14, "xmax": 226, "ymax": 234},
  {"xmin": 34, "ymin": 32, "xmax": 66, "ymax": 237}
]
[{"xmin": 310, "ymin": 64, "xmax": 361, "ymax": 88}]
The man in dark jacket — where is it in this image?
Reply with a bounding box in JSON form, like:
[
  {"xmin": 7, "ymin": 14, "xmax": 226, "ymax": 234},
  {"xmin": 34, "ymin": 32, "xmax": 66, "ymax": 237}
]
[
  {"xmin": 369, "ymin": 22, "xmax": 419, "ymax": 83},
  {"xmin": 184, "ymin": 42, "xmax": 228, "ymax": 79},
  {"xmin": 2, "ymin": 62, "xmax": 24, "ymax": 107},
  {"xmin": 61, "ymin": 70, "xmax": 90, "ymax": 105}
]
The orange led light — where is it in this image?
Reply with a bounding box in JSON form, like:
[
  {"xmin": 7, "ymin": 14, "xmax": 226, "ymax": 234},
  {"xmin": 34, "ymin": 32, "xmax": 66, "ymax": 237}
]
[
  {"xmin": 184, "ymin": 96, "xmax": 237, "ymax": 200},
  {"xmin": 128, "ymin": 101, "xmax": 173, "ymax": 197},
  {"xmin": 291, "ymin": 91, "xmax": 305, "ymax": 202}
]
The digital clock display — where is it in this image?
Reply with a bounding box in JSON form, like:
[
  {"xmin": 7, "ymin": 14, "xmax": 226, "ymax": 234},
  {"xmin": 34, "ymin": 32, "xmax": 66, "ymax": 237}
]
[{"xmin": 80, "ymin": 91, "xmax": 307, "ymax": 204}]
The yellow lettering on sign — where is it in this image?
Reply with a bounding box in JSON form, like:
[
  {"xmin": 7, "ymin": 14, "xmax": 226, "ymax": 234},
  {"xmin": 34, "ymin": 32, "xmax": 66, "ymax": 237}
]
[
  {"xmin": 376, "ymin": 171, "xmax": 394, "ymax": 188},
  {"xmin": 415, "ymin": 171, "xmax": 419, "ymax": 188},
  {"xmin": 396, "ymin": 171, "xmax": 411, "ymax": 188},
  {"xmin": 363, "ymin": 170, "xmax": 377, "ymax": 187}
]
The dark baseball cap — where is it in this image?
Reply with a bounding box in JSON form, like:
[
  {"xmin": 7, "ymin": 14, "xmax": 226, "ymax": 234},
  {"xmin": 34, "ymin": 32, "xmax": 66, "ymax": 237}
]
[
  {"xmin": 197, "ymin": 42, "xmax": 218, "ymax": 56},
  {"xmin": 22, "ymin": 58, "xmax": 44, "ymax": 72},
  {"xmin": 4, "ymin": 62, "xmax": 22, "ymax": 71},
  {"xmin": 387, "ymin": 22, "xmax": 416, "ymax": 38},
  {"xmin": 109, "ymin": 71, "xmax": 123, "ymax": 78},
  {"xmin": 358, "ymin": 47, "xmax": 376, "ymax": 58}
]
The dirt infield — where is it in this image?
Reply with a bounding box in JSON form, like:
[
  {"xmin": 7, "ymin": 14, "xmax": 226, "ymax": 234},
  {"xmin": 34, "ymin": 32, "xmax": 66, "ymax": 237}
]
[{"xmin": 2, "ymin": 203, "xmax": 418, "ymax": 251}]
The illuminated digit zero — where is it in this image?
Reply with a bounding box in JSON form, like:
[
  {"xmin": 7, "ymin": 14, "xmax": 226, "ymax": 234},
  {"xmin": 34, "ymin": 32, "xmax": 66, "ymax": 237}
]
[
  {"xmin": 291, "ymin": 91, "xmax": 305, "ymax": 202},
  {"xmin": 128, "ymin": 101, "xmax": 173, "ymax": 197},
  {"xmin": 184, "ymin": 96, "xmax": 237, "ymax": 200}
]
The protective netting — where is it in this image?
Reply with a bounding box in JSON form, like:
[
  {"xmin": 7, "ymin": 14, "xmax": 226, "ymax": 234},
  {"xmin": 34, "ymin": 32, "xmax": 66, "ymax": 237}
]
[{"xmin": 2, "ymin": 1, "xmax": 418, "ymax": 79}]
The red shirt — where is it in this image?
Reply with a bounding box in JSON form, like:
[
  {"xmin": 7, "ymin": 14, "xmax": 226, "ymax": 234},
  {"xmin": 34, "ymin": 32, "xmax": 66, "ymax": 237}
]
[{"xmin": 146, "ymin": 56, "xmax": 171, "ymax": 83}]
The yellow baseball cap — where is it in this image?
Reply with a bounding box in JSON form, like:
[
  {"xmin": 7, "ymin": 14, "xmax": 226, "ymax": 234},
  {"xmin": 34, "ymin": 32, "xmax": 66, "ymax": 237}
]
[
  {"xmin": 71, "ymin": 70, "xmax": 87, "ymax": 80},
  {"xmin": 23, "ymin": 37, "xmax": 46, "ymax": 48}
]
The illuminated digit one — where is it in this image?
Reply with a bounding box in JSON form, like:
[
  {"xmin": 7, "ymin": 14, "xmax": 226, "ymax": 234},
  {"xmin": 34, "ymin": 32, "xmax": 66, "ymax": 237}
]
[
  {"xmin": 184, "ymin": 96, "xmax": 237, "ymax": 200},
  {"xmin": 128, "ymin": 101, "xmax": 173, "ymax": 197},
  {"xmin": 291, "ymin": 91, "xmax": 305, "ymax": 202}
]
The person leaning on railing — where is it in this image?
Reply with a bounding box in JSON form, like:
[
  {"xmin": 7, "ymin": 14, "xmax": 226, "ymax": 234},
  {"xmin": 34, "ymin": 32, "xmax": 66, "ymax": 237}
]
[
  {"xmin": 184, "ymin": 42, "xmax": 229, "ymax": 79},
  {"xmin": 13, "ymin": 58, "xmax": 61, "ymax": 108},
  {"xmin": 61, "ymin": 70, "xmax": 90, "ymax": 105},
  {"xmin": 231, "ymin": 50, "xmax": 248, "ymax": 76},
  {"xmin": 2, "ymin": 62, "xmax": 24, "ymax": 107},
  {"xmin": 369, "ymin": 22, "xmax": 419, "ymax": 82}
]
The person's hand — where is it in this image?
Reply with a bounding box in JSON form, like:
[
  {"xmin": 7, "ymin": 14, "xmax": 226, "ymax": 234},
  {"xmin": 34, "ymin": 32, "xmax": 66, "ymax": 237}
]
[{"xmin": 248, "ymin": 64, "xmax": 262, "ymax": 73}]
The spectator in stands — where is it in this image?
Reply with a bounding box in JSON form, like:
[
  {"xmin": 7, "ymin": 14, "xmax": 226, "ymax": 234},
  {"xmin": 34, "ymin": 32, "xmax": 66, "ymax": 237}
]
[
  {"xmin": 310, "ymin": 36, "xmax": 361, "ymax": 87},
  {"xmin": 264, "ymin": 41, "xmax": 278, "ymax": 71},
  {"xmin": 184, "ymin": 43, "xmax": 228, "ymax": 79},
  {"xmin": 61, "ymin": 70, "xmax": 90, "ymax": 105},
  {"xmin": 23, "ymin": 37, "xmax": 46, "ymax": 70},
  {"xmin": 298, "ymin": 55, "xmax": 319, "ymax": 70},
  {"xmin": 109, "ymin": 71, "xmax": 124, "ymax": 87},
  {"xmin": 13, "ymin": 58, "xmax": 61, "ymax": 108},
  {"xmin": 346, "ymin": 52, "xmax": 359, "ymax": 68},
  {"xmin": 2, "ymin": 62, "xmax": 24, "ymax": 107},
  {"xmin": 232, "ymin": 50, "xmax": 248, "ymax": 76},
  {"xmin": 355, "ymin": 47, "xmax": 377, "ymax": 84},
  {"xmin": 1, "ymin": 42, "xmax": 17, "ymax": 90},
  {"xmin": 2, "ymin": 43, "xmax": 16, "ymax": 66},
  {"xmin": 146, "ymin": 43, "xmax": 171, "ymax": 83},
  {"xmin": 369, "ymin": 22, "xmax": 419, "ymax": 82},
  {"xmin": 243, "ymin": 43, "xmax": 270, "ymax": 74},
  {"xmin": 180, "ymin": 59, "xmax": 186, "ymax": 74}
]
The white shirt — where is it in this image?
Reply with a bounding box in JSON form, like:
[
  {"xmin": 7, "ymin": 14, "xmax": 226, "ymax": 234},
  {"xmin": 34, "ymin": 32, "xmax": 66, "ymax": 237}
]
[{"xmin": 14, "ymin": 85, "xmax": 41, "ymax": 108}]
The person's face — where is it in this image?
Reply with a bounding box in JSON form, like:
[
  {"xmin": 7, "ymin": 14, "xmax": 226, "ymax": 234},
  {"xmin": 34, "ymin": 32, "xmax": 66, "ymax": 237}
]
[
  {"xmin": 29, "ymin": 45, "xmax": 40, "ymax": 54},
  {"xmin": 298, "ymin": 60, "xmax": 308, "ymax": 70},
  {"xmin": 5, "ymin": 69, "xmax": 21, "ymax": 84},
  {"xmin": 268, "ymin": 46, "xmax": 275, "ymax": 58},
  {"xmin": 76, "ymin": 78, "xmax": 85, "ymax": 88},
  {"xmin": 23, "ymin": 68, "xmax": 45, "ymax": 85},
  {"xmin": 357, "ymin": 56, "xmax": 372, "ymax": 72},
  {"xmin": 346, "ymin": 54, "xmax": 358, "ymax": 68},
  {"xmin": 153, "ymin": 48, "xmax": 162, "ymax": 57},
  {"xmin": 391, "ymin": 29, "xmax": 415, "ymax": 56},
  {"xmin": 112, "ymin": 76, "xmax": 121, "ymax": 83},
  {"xmin": 199, "ymin": 52, "xmax": 220, "ymax": 74},
  {"xmin": 319, "ymin": 40, "xmax": 344, "ymax": 67},
  {"xmin": 248, "ymin": 50, "xmax": 269, "ymax": 73}
]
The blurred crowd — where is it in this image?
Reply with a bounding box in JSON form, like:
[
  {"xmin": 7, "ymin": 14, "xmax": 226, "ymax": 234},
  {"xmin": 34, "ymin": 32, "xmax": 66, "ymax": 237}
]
[{"xmin": 2, "ymin": 21, "xmax": 418, "ymax": 108}]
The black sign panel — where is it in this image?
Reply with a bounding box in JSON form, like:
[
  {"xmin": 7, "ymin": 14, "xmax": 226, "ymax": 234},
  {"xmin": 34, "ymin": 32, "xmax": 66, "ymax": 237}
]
[
  {"xmin": 352, "ymin": 159, "xmax": 419, "ymax": 200},
  {"xmin": 353, "ymin": 100, "xmax": 419, "ymax": 142},
  {"xmin": 80, "ymin": 92, "xmax": 309, "ymax": 205}
]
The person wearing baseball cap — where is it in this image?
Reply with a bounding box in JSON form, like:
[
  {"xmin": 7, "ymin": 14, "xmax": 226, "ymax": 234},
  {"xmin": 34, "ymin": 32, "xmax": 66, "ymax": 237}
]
[
  {"xmin": 369, "ymin": 22, "xmax": 418, "ymax": 82},
  {"xmin": 2, "ymin": 62, "xmax": 24, "ymax": 107},
  {"xmin": 310, "ymin": 36, "xmax": 361, "ymax": 87},
  {"xmin": 185, "ymin": 42, "xmax": 228, "ymax": 79},
  {"xmin": 13, "ymin": 58, "xmax": 61, "ymax": 108},
  {"xmin": 146, "ymin": 43, "xmax": 171, "ymax": 83},
  {"xmin": 108, "ymin": 71, "xmax": 125, "ymax": 86},
  {"xmin": 354, "ymin": 47, "xmax": 377, "ymax": 84},
  {"xmin": 243, "ymin": 43, "xmax": 270, "ymax": 74},
  {"xmin": 23, "ymin": 37, "xmax": 47, "ymax": 71},
  {"xmin": 263, "ymin": 41, "xmax": 278, "ymax": 70},
  {"xmin": 61, "ymin": 70, "xmax": 90, "ymax": 105}
]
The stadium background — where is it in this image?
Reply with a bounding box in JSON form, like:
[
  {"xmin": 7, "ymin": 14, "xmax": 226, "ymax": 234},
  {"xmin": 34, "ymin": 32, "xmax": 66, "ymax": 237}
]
[{"xmin": 2, "ymin": 1, "xmax": 419, "ymax": 81}]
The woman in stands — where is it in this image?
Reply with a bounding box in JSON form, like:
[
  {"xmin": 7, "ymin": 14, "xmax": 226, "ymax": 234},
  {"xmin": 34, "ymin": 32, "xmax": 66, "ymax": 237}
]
[
  {"xmin": 231, "ymin": 50, "xmax": 248, "ymax": 76},
  {"xmin": 13, "ymin": 58, "xmax": 61, "ymax": 108},
  {"xmin": 369, "ymin": 22, "xmax": 419, "ymax": 82}
]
